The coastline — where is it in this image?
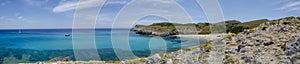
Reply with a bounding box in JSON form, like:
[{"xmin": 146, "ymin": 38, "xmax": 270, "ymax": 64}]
[{"xmin": 174, "ymin": 33, "xmax": 226, "ymax": 41}]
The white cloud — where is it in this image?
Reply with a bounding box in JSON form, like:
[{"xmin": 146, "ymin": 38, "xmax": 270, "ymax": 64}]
[
  {"xmin": 53, "ymin": 0, "xmax": 93, "ymax": 13},
  {"xmin": 53, "ymin": 0, "xmax": 129, "ymax": 13},
  {"xmin": 147, "ymin": 0, "xmax": 172, "ymax": 4},
  {"xmin": 51, "ymin": 0, "xmax": 189, "ymax": 28},
  {"xmin": 277, "ymin": 1, "xmax": 300, "ymax": 12},
  {"xmin": 106, "ymin": 0, "xmax": 128, "ymax": 5}
]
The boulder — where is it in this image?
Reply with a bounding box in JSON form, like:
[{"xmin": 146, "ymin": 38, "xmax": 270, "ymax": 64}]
[{"xmin": 285, "ymin": 39, "xmax": 300, "ymax": 55}]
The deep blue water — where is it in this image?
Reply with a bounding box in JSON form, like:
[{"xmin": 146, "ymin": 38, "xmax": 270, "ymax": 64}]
[{"xmin": 0, "ymin": 29, "xmax": 206, "ymax": 63}]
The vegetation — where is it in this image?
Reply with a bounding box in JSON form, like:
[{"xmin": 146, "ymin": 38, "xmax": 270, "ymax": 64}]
[
  {"xmin": 128, "ymin": 58, "xmax": 147, "ymax": 63},
  {"xmin": 133, "ymin": 16, "xmax": 300, "ymax": 35},
  {"xmin": 245, "ymin": 29, "xmax": 254, "ymax": 34},
  {"xmin": 226, "ymin": 33, "xmax": 234, "ymax": 41},
  {"xmin": 227, "ymin": 26, "xmax": 246, "ymax": 34},
  {"xmin": 237, "ymin": 19, "xmax": 268, "ymax": 28},
  {"xmin": 224, "ymin": 54, "xmax": 235, "ymax": 64},
  {"xmin": 199, "ymin": 42, "xmax": 213, "ymax": 52},
  {"xmin": 281, "ymin": 42, "xmax": 287, "ymax": 51}
]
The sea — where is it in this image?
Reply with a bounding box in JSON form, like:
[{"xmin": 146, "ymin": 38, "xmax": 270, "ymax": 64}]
[{"xmin": 0, "ymin": 29, "xmax": 207, "ymax": 63}]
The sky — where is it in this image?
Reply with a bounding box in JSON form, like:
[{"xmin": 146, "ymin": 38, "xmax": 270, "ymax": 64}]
[{"xmin": 0, "ymin": 0, "xmax": 299, "ymax": 29}]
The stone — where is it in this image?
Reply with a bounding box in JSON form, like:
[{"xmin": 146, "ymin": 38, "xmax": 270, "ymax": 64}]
[
  {"xmin": 192, "ymin": 48, "xmax": 204, "ymax": 55},
  {"xmin": 285, "ymin": 39, "xmax": 300, "ymax": 55},
  {"xmin": 263, "ymin": 41, "xmax": 274, "ymax": 46},
  {"xmin": 291, "ymin": 53, "xmax": 300, "ymax": 64},
  {"xmin": 146, "ymin": 54, "xmax": 162, "ymax": 64},
  {"xmin": 237, "ymin": 45, "xmax": 245, "ymax": 52},
  {"xmin": 241, "ymin": 56, "xmax": 253, "ymax": 63},
  {"xmin": 239, "ymin": 47, "xmax": 249, "ymax": 53}
]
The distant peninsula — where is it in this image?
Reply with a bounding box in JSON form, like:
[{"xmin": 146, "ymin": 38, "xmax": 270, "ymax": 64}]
[{"xmin": 131, "ymin": 16, "xmax": 299, "ymax": 36}]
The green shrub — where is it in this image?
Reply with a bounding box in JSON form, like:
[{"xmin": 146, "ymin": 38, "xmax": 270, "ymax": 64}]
[
  {"xmin": 224, "ymin": 54, "xmax": 235, "ymax": 64},
  {"xmin": 282, "ymin": 22, "xmax": 291, "ymax": 25},
  {"xmin": 245, "ymin": 29, "xmax": 254, "ymax": 34},
  {"xmin": 226, "ymin": 33, "xmax": 234, "ymax": 40},
  {"xmin": 227, "ymin": 26, "xmax": 245, "ymax": 34},
  {"xmin": 200, "ymin": 42, "xmax": 213, "ymax": 52},
  {"xmin": 260, "ymin": 25, "xmax": 268, "ymax": 30}
]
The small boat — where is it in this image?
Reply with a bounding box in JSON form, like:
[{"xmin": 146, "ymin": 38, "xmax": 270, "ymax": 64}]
[
  {"xmin": 65, "ymin": 34, "xmax": 70, "ymax": 37},
  {"xmin": 18, "ymin": 29, "xmax": 22, "ymax": 34}
]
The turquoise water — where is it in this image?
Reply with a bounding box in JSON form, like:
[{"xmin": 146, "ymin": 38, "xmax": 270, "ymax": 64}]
[{"xmin": 0, "ymin": 29, "xmax": 206, "ymax": 62}]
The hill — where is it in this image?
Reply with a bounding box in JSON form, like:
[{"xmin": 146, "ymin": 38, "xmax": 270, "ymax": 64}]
[{"xmin": 131, "ymin": 16, "xmax": 300, "ymax": 36}]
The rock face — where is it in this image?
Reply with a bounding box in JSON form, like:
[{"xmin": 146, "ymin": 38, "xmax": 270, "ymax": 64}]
[
  {"xmin": 286, "ymin": 39, "xmax": 300, "ymax": 55},
  {"xmin": 224, "ymin": 17, "xmax": 300, "ymax": 64},
  {"xmin": 48, "ymin": 56, "xmax": 70, "ymax": 62},
  {"xmin": 131, "ymin": 27, "xmax": 181, "ymax": 36},
  {"xmin": 146, "ymin": 54, "xmax": 162, "ymax": 64},
  {"xmin": 131, "ymin": 28, "xmax": 178, "ymax": 36}
]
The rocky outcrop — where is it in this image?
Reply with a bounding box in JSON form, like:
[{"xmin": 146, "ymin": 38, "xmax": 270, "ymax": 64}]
[
  {"xmin": 286, "ymin": 39, "xmax": 300, "ymax": 55},
  {"xmin": 131, "ymin": 28, "xmax": 179, "ymax": 36},
  {"xmin": 224, "ymin": 17, "xmax": 300, "ymax": 64},
  {"xmin": 48, "ymin": 56, "xmax": 70, "ymax": 62}
]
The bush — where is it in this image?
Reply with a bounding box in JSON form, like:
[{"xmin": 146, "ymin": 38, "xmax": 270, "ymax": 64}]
[
  {"xmin": 200, "ymin": 42, "xmax": 213, "ymax": 52},
  {"xmin": 245, "ymin": 29, "xmax": 254, "ymax": 34},
  {"xmin": 260, "ymin": 25, "xmax": 268, "ymax": 30},
  {"xmin": 282, "ymin": 22, "xmax": 291, "ymax": 25},
  {"xmin": 224, "ymin": 54, "xmax": 234, "ymax": 64},
  {"xmin": 227, "ymin": 26, "xmax": 245, "ymax": 34}
]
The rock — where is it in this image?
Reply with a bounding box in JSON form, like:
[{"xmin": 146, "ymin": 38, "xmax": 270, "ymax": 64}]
[
  {"xmin": 225, "ymin": 50, "xmax": 235, "ymax": 54},
  {"xmin": 48, "ymin": 56, "xmax": 70, "ymax": 62},
  {"xmin": 192, "ymin": 48, "xmax": 204, "ymax": 55},
  {"xmin": 239, "ymin": 47, "xmax": 249, "ymax": 53},
  {"xmin": 263, "ymin": 41, "xmax": 274, "ymax": 46},
  {"xmin": 62, "ymin": 56, "xmax": 70, "ymax": 61},
  {"xmin": 285, "ymin": 39, "xmax": 300, "ymax": 55},
  {"xmin": 146, "ymin": 54, "xmax": 162, "ymax": 64},
  {"xmin": 241, "ymin": 55, "xmax": 253, "ymax": 63},
  {"xmin": 223, "ymin": 17, "xmax": 300, "ymax": 63},
  {"xmin": 135, "ymin": 30, "xmax": 152, "ymax": 35},
  {"xmin": 48, "ymin": 58, "xmax": 61, "ymax": 62},
  {"xmin": 291, "ymin": 53, "xmax": 300, "ymax": 64},
  {"xmin": 131, "ymin": 26, "xmax": 179, "ymax": 36},
  {"xmin": 246, "ymin": 42, "xmax": 255, "ymax": 46},
  {"xmin": 237, "ymin": 45, "xmax": 245, "ymax": 52}
]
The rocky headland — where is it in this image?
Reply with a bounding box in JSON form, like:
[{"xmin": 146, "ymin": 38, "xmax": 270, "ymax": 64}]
[
  {"xmin": 223, "ymin": 17, "xmax": 300, "ymax": 64},
  {"xmin": 130, "ymin": 18, "xmax": 278, "ymax": 36}
]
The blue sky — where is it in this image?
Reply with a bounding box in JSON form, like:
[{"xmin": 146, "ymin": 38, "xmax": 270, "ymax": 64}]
[{"xmin": 0, "ymin": 0, "xmax": 299, "ymax": 29}]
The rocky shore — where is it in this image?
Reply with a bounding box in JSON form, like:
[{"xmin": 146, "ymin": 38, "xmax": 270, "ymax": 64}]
[
  {"xmin": 130, "ymin": 26, "xmax": 179, "ymax": 36},
  {"xmin": 223, "ymin": 17, "xmax": 300, "ymax": 64}
]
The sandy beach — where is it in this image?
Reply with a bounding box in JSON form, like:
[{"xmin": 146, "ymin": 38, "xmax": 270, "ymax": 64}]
[{"xmin": 174, "ymin": 33, "xmax": 226, "ymax": 41}]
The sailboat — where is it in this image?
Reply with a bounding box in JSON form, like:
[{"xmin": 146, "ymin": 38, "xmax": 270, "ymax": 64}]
[
  {"xmin": 65, "ymin": 34, "xmax": 70, "ymax": 37},
  {"xmin": 18, "ymin": 29, "xmax": 22, "ymax": 34}
]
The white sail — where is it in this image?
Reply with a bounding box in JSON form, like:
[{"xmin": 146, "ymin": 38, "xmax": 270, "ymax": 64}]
[{"xmin": 18, "ymin": 29, "xmax": 21, "ymax": 33}]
